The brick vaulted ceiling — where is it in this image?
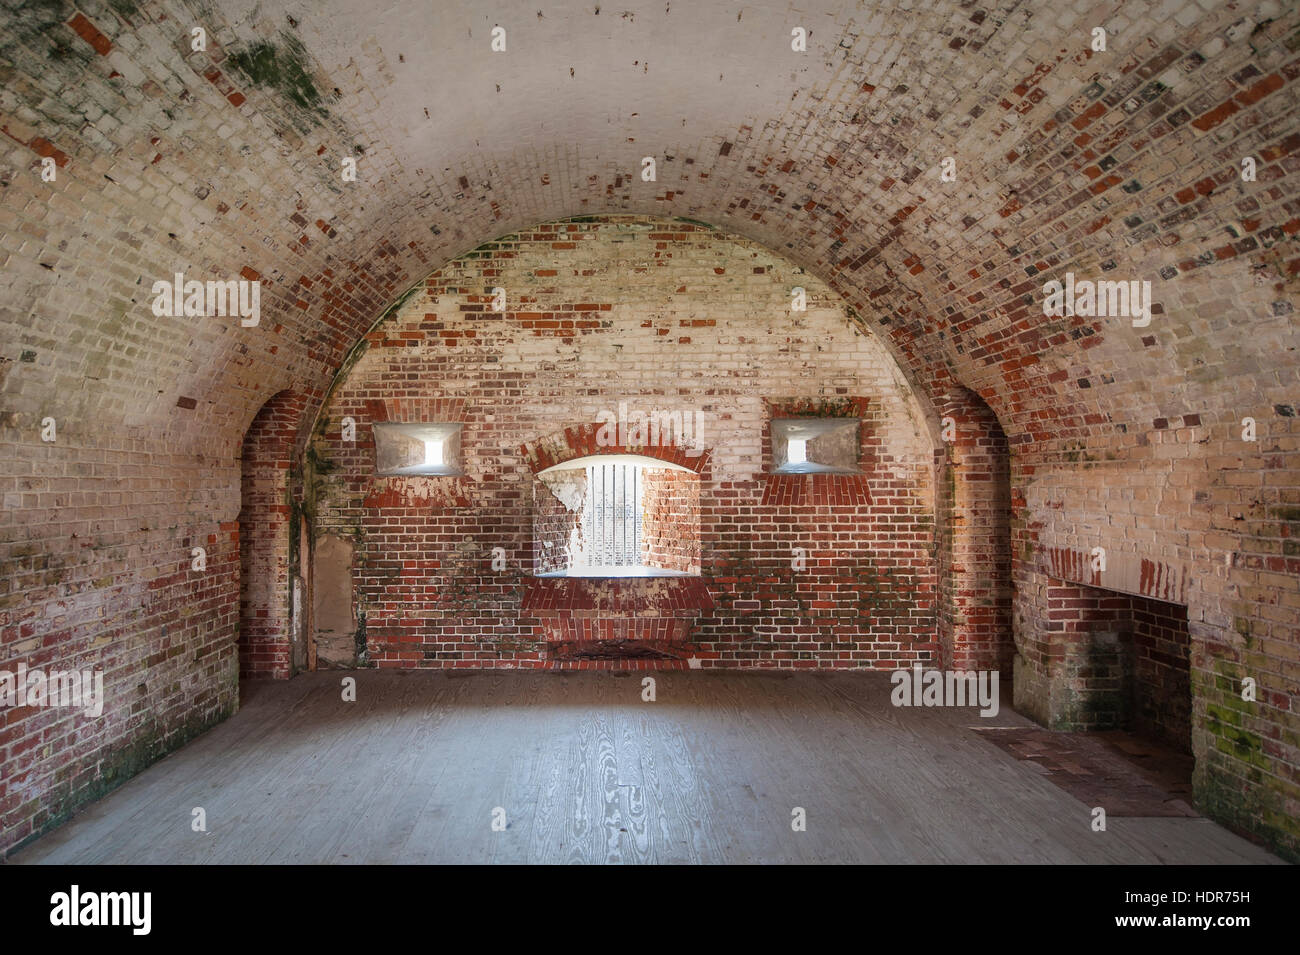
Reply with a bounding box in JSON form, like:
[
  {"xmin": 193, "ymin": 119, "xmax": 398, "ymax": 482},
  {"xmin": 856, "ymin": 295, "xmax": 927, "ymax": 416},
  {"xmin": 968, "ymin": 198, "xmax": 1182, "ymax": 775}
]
[{"xmin": 1, "ymin": 0, "xmax": 1297, "ymax": 455}]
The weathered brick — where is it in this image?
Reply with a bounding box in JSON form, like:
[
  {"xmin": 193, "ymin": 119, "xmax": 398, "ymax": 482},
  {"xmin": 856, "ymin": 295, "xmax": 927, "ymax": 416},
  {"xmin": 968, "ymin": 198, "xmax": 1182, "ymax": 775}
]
[{"xmin": 0, "ymin": 0, "xmax": 1296, "ymax": 865}]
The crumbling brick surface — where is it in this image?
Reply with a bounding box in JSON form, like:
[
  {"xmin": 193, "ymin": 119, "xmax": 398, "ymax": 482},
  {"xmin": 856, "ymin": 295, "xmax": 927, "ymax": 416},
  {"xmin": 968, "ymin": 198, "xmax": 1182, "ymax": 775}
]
[{"xmin": 0, "ymin": 0, "xmax": 1296, "ymax": 859}]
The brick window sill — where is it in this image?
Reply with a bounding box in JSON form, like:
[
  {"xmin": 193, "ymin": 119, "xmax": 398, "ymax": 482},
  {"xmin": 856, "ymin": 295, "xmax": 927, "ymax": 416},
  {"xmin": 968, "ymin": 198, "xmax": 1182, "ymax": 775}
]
[
  {"xmin": 521, "ymin": 576, "xmax": 713, "ymax": 648},
  {"xmin": 759, "ymin": 472, "xmax": 872, "ymax": 506},
  {"xmin": 522, "ymin": 576, "xmax": 715, "ymax": 615}
]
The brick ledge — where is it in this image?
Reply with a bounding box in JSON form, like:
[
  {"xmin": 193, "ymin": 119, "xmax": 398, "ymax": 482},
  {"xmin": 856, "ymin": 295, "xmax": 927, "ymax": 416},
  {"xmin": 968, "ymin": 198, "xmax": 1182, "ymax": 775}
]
[{"xmin": 521, "ymin": 575, "xmax": 716, "ymax": 615}]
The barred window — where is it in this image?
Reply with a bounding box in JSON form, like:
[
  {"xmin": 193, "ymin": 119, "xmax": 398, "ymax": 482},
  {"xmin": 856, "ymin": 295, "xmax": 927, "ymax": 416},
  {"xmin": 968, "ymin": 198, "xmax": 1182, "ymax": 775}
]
[
  {"xmin": 580, "ymin": 462, "xmax": 643, "ymax": 568},
  {"xmin": 534, "ymin": 453, "xmax": 699, "ymax": 578}
]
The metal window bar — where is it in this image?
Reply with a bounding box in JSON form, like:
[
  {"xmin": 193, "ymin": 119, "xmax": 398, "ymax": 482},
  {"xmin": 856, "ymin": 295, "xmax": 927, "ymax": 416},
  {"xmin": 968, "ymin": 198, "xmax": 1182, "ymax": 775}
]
[{"xmin": 584, "ymin": 463, "xmax": 641, "ymax": 568}]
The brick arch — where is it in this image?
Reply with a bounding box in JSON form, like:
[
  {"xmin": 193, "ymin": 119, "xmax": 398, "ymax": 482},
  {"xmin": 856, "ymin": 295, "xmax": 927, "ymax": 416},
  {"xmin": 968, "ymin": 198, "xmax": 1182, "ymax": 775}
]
[
  {"xmin": 520, "ymin": 422, "xmax": 713, "ymax": 477},
  {"xmin": 0, "ymin": 4, "xmax": 1293, "ymax": 465}
]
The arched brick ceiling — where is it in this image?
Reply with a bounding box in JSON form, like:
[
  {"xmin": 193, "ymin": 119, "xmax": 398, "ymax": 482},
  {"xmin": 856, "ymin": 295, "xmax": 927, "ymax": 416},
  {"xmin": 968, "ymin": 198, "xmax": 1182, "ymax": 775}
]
[{"xmin": 1, "ymin": 0, "xmax": 1297, "ymax": 453}]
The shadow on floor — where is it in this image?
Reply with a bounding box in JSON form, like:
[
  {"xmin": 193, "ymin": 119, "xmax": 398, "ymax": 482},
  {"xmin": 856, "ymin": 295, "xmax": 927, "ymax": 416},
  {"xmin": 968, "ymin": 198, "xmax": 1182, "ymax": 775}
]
[{"xmin": 971, "ymin": 726, "xmax": 1196, "ymax": 817}]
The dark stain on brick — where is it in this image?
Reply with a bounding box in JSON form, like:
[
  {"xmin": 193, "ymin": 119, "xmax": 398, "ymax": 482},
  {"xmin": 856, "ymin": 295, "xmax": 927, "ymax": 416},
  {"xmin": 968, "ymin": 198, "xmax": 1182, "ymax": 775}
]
[{"xmin": 226, "ymin": 33, "xmax": 326, "ymax": 124}]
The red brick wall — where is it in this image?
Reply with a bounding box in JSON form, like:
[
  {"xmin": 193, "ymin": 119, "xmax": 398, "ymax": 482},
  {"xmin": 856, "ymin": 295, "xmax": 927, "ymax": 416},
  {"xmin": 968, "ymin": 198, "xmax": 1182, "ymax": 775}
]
[
  {"xmin": 1033, "ymin": 577, "xmax": 1143, "ymax": 731},
  {"xmin": 1130, "ymin": 596, "xmax": 1192, "ymax": 754},
  {"xmin": 0, "ymin": 439, "xmax": 240, "ymax": 854},
  {"xmin": 640, "ymin": 468, "xmax": 699, "ymax": 574},
  {"xmin": 936, "ymin": 389, "xmax": 1013, "ymax": 673},
  {"xmin": 2, "ymin": 384, "xmax": 309, "ymax": 857},
  {"xmin": 238, "ymin": 390, "xmax": 308, "ymax": 679},
  {"xmin": 1, "ymin": 0, "xmax": 1297, "ymax": 859},
  {"xmin": 309, "ymin": 220, "xmax": 936, "ymax": 669}
]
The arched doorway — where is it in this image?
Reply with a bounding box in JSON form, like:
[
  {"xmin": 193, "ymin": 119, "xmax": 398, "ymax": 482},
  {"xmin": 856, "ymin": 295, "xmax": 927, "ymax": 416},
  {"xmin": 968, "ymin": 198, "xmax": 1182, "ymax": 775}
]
[
  {"xmin": 937, "ymin": 387, "xmax": 1013, "ymax": 674},
  {"xmin": 238, "ymin": 390, "xmax": 306, "ymax": 679}
]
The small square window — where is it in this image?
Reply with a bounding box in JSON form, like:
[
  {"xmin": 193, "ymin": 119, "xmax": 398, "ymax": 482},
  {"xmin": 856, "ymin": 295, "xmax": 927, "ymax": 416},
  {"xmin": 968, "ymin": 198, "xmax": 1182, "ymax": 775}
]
[
  {"xmin": 373, "ymin": 422, "xmax": 464, "ymax": 476},
  {"xmin": 771, "ymin": 418, "xmax": 859, "ymax": 474}
]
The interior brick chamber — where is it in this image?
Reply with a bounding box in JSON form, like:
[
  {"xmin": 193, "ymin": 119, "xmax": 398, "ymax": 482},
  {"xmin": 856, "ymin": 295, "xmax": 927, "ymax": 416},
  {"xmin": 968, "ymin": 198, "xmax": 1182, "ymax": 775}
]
[
  {"xmin": 307, "ymin": 220, "xmax": 939, "ymax": 671},
  {"xmin": 1, "ymin": 0, "xmax": 1297, "ymax": 860}
]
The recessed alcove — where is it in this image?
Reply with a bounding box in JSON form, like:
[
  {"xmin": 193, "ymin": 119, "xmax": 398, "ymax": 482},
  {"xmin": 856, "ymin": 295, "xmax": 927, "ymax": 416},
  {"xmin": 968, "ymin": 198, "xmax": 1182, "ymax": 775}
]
[
  {"xmin": 532, "ymin": 453, "xmax": 700, "ymax": 578},
  {"xmin": 528, "ymin": 452, "xmax": 707, "ymax": 659}
]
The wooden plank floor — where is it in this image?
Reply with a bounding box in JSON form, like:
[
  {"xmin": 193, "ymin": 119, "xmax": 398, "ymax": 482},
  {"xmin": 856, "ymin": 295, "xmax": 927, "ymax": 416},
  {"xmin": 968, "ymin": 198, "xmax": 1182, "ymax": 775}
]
[{"xmin": 10, "ymin": 671, "xmax": 1282, "ymax": 864}]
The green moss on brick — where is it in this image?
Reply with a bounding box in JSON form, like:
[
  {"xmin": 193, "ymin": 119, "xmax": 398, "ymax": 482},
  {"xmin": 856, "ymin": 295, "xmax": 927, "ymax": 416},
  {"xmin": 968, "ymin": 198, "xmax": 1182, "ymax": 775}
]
[
  {"xmin": 4, "ymin": 1, "xmax": 91, "ymax": 66},
  {"xmin": 227, "ymin": 34, "xmax": 326, "ymax": 123},
  {"xmin": 1194, "ymin": 769, "xmax": 1298, "ymax": 863},
  {"xmin": 9, "ymin": 689, "xmax": 236, "ymax": 857},
  {"xmin": 106, "ymin": 0, "xmax": 140, "ymax": 20}
]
